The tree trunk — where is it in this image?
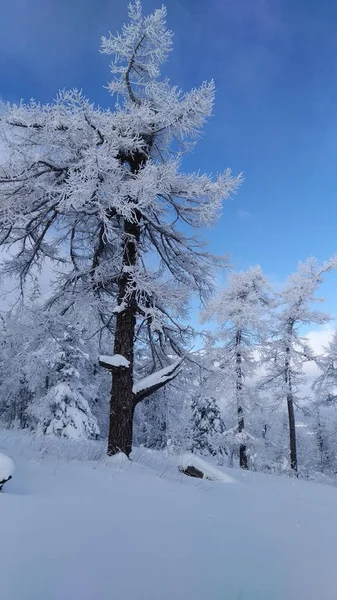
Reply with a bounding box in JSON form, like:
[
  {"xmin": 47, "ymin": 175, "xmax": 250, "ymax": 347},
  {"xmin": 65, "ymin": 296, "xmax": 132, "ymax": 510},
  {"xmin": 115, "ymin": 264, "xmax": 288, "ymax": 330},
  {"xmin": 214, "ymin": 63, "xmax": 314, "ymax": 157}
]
[
  {"xmin": 315, "ymin": 406, "xmax": 325, "ymax": 472},
  {"xmin": 236, "ymin": 330, "xmax": 248, "ymax": 469},
  {"xmin": 286, "ymin": 391, "xmax": 297, "ymax": 471},
  {"xmin": 107, "ymin": 218, "xmax": 140, "ymax": 457},
  {"xmin": 285, "ymin": 324, "xmax": 297, "ymax": 472},
  {"xmin": 238, "ymin": 404, "xmax": 248, "ymax": 469},
  {"xmin": 107, "ymin": 147, "xmax": 146, "ymax": 457}
]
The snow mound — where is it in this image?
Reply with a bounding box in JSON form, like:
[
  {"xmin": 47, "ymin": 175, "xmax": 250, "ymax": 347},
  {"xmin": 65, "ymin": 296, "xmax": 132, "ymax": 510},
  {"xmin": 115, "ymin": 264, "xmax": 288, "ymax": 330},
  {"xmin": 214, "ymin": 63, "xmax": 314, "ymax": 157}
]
[
  {"xmin": 105, "ymin": 452, "xmax": 130, "ymax": 468},
  {"xmin": 0, "ymin": 453, "xmax": 15, "ymax": 482},
  {"xmin": 178, "ymin": 453, "xmax": 238, "ymax": 484}
]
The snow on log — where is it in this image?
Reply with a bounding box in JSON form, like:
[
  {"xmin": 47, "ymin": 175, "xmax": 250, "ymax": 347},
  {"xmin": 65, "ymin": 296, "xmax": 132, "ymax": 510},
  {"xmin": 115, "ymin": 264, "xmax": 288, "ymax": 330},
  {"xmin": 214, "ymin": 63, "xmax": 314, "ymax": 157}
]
[
  {"xmin": 178, "ymin": 453, "xmax": 237, "ymax": 484},
  {"xmin": 99, "ymin": 354, "xmax": 130, "ymax": 370},
  {"xmin": 133, "ymin": 360, "xmax": 183, "ymax": 404},
  {"xmin": 181, "ymin": 465, "xmax": 204, "ymax": 479},
  {"xmin": 0, "ymin": 453, "xmax": 15, "ymax": 491}
]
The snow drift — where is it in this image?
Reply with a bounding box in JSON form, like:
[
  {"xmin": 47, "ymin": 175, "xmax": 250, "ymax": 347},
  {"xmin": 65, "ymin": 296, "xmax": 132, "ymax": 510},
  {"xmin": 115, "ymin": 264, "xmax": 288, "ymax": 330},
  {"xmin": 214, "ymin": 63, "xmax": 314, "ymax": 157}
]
[{"xmin": 1, "ymin": 430, "xmax": 337, "ymax": 599}]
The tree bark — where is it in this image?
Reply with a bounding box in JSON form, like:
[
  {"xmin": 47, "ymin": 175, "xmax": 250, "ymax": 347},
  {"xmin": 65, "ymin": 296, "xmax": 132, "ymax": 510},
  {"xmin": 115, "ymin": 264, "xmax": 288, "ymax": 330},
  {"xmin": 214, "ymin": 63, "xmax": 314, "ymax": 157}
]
[
  {"xmin": 236, "ymin": 330, "xmax": 248, "ymax": 469},
  {"xmin": 315, "ymin": 406, "xmax": 325, "ymax": 472},
  {"xmin": 107, "ymin": 217, "xmax": 140, "ymax": 457},
  {"xmin": 285, "ymin": 320, "xmax": 297, "ymax": 472},
  {"xmin": 107, "ymin": 149, "xmax": 144, "ymax": 457},
  {"xmin": 286, "ymin": 390, "xmax": 297, "ymax": 471}
]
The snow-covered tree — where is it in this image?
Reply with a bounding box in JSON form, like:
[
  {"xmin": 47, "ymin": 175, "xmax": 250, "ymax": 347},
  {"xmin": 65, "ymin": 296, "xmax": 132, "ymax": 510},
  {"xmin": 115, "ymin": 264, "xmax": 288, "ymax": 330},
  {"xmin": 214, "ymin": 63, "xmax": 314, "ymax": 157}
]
[
  {"xmin": 190, "ymin": 393, "xmax": 226, "ymax": 462},
  {"xmin": 134, "ymin": 388, "xmax": 168, "ymax": 450},
  {"xmin": 0, "ymin": 312, "xmax": 35, "ymax": 429},
  {"xmin": 0, "ymin": 303, "xmax": 102, "ymax": 440},
  {"xmin": 29, "ymin": 321, "xmax": 100, "ymax": 440},
  {"xmin": 0, "ymin": 2, "xmax": 241, "ymax": 456},
  {"xmin": 202, "ymin": 266, "xmax": 271, "ymax": 469},
  {"xmin": 261, "ymin": 257, "xmax": 336, "ymax": 472},
  {"xmin": 313, "ymin": 331, "xmax": 337, "ymax": 405},
  {"xmin": 311, "ymin": 331, "xmax": 337, "ymax": 472}
]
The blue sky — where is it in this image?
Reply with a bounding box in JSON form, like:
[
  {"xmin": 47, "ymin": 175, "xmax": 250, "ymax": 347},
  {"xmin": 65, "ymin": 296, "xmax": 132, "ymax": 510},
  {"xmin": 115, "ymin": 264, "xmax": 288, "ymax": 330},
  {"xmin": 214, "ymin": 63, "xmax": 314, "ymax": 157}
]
[{"xmin": 1, "ymin": 0, "xmax": 337, "ymax": 315}]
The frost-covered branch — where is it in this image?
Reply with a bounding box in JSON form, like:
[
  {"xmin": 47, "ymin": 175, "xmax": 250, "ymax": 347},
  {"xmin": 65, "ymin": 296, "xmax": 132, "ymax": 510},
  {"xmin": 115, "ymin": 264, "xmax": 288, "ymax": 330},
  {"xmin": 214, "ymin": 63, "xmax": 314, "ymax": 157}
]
[{"xmin": 133, "ymin": 359, "xmax": 183, "ymax": 405}]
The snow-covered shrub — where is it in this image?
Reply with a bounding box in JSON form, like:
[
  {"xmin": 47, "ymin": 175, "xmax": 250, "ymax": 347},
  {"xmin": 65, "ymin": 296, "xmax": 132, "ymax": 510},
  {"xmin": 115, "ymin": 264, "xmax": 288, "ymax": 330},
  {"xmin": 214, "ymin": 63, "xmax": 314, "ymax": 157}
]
[
  {"xmin": 29, "ymin": 323, "xmax": 100, "ymax": 440},
  {"xmin": 38, "ymin": 383, "xmax": 99, "ymax": 441}
]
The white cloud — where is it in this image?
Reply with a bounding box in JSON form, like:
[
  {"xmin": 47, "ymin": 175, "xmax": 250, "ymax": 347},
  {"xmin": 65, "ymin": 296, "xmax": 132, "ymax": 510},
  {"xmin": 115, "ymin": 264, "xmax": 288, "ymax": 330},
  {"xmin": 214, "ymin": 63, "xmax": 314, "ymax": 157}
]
[
  {"xmin": 299, "ymin": 327, "xmax": 335, "ymax": 397},
  {"xmin": 305, "ymin": 327, "xmax": 334, "ymax": 354}
]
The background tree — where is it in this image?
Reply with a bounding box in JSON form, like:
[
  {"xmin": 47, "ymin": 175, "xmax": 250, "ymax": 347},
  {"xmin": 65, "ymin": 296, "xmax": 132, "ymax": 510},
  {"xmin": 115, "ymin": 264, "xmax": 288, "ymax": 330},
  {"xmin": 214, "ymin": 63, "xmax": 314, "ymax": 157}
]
[
  {"xmin": 311, "ymin": 330, "xmax": 337, "ymax": 472},
  {"xmin": 28, "ymin": 320, "xmax": 100, "ymax": 440},
  {"xmin": 202, "ymin": 266, "xmax": 271, "ymax": 469},
  {"xmin": 190, "ymin": 393, "xmax": 226, "ymax": 463},
  {"xmin": 134, "ymin": 389, "xmax": 168, "ymax": 450},
  {"xmin": 261, "ymin": 257, "xmax": 336, "ymax": 472},
  {"xmin": 0, "ymin": 312, "xmax": 35, "ymax": 429},
  {"xmin": 0, "ymin": 304, "xmax": 101, "ymax": 439},
  {"xmin": 313, "ymin": 330, "xmax": 337, "ymax": 405}
]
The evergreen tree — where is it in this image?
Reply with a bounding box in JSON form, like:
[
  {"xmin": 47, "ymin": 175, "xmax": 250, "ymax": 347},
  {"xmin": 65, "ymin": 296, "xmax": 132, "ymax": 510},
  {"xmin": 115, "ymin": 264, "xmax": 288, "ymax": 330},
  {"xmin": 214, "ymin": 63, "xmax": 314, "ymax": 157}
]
[
  {"xmin": 190, "ymin": 394, "xmax": 226, "ymax": 462},
  {"xmin": 30, "ymin": 322, "xmax": 100, "ymax": 440},
  {"xmin": 0, "ymin": 304, "xmax": 101, "ymax": 440}
]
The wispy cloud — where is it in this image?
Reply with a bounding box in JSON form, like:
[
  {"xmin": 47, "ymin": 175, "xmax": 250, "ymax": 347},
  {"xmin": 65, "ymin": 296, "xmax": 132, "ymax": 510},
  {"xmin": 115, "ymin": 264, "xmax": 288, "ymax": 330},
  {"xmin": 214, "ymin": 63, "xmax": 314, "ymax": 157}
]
[{"xmin": 236, "ymin": 209, "xmax": 251, "ymax": 220}]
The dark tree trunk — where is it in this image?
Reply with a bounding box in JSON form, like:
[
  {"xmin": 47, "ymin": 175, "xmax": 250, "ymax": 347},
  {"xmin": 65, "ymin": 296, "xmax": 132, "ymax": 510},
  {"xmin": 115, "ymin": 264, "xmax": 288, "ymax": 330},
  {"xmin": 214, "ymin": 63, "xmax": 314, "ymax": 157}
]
[
  {"xmin": 236, "ymin": 330, "xmax": 248, "ymax": 469},
  {"xmin": 107, "ymin": 151, "xmax": 144, "ymax": 457},
  {"xmin": 315, "ymin": 406, "xmax": 325, "ymax": 472},
  {"xmin": 107, "ymin": 218, "xmax": 140, "ymax": 457},
  {"xmin": 286, "ymin": 391, "xmax": 297, "ymax": 471},
  {"xmin": 285, "ymin": 322, "xmax": 297, "ymax": 472}
]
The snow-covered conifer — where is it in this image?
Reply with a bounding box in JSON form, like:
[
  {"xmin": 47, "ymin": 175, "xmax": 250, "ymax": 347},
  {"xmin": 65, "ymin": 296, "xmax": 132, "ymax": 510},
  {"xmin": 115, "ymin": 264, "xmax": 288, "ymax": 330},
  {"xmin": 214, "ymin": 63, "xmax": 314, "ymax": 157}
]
[
  {"xmin": 190, "ymin": 394, "xmax": 226, "ymax": 462},
  {"xmin": 29, "ymin": 321, "xmax": 100, "ymax": 440},
  {"xmin": 202, "ymin": 266, "xmax": 271, "ymax": 469},
  {"xmin": 0, "ymin": 304, "xmax": 101, "ymax": 440}
]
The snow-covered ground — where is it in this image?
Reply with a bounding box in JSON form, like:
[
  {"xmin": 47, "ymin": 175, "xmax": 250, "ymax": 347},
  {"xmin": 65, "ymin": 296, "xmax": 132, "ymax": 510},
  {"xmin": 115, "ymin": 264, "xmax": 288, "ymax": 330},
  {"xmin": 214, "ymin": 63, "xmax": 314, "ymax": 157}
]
[{"xmin": 1, "ymin": 430, "xmax": 337, "ymax": 600}]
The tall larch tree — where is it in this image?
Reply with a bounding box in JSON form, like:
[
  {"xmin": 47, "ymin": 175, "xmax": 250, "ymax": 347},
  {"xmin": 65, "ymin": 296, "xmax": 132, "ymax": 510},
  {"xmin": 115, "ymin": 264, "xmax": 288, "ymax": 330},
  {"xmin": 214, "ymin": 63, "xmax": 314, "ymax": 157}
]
[
  {"xmin": 261, "ymin": 257, "xmax": 336, "ymax": 472},
  {"xmin": 312, "ymin": 330, "xmax": 337, "ymax": 472},
  {"xmin": 0, "ymin": 2, "xmax": 241, "ymax": 456},
  {"xmin": 202, "ymin": 266, "xmax": 271, "ymax": 469}
]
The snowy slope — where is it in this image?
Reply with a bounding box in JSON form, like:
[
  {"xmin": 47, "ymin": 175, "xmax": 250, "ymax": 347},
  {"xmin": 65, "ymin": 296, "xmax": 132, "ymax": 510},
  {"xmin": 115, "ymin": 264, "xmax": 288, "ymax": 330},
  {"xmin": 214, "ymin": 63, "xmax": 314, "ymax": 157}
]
[{"xmin": 1, "ymin": 431, "xmax": 337, "ymax": 600}]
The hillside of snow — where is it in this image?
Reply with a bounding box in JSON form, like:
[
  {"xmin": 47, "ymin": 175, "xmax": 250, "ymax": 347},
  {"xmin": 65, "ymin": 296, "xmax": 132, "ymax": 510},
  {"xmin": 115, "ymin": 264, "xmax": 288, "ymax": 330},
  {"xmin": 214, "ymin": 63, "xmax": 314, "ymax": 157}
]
[{"xmin": 1, "ymin": 430, "xmax": 337, "ymax": 600}]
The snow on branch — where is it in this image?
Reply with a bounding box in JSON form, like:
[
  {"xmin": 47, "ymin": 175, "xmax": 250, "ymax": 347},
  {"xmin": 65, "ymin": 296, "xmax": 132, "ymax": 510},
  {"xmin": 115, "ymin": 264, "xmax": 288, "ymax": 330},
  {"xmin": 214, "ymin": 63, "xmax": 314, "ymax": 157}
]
[
  {"xmin": 101, "ymin": 1, "xmax": 173, "ymax": 98},
  {"xmin": 133, "ymin": 359, "xmax": 183, "ymax": 405},
  {"xmin": 99, "ymin": 354, "xmax": 130, "ymax": 370}
]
